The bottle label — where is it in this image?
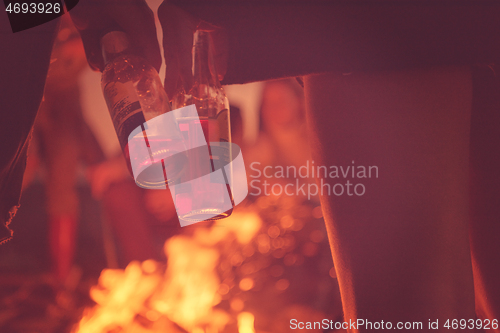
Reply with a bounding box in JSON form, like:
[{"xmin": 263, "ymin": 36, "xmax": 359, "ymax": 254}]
[{"xmin": 103, "ymin": 81, "xmax": 146, "ymax": 149}]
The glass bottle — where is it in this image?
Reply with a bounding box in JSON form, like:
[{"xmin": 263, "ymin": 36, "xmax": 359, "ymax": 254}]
[
  {"xmin": 101, "ymin": 31, "xmax": 186, "ymax": 189},
  {"xmin": 171, "ymin": 30, "xmax": 234, "ymax": 223}
]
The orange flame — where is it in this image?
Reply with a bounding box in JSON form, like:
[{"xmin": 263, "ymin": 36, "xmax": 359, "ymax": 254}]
[
  {"xmin": 73, "ymin": 210, "xmax": 262, "ymax": 333},
  {"xmin": 237, "ymin": 312, "xmax": 256, "ymax": 333}
]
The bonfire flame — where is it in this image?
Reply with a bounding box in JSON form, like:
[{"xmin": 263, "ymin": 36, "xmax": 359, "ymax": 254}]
[
  {"xmin": 73, "ymin": 210, "xmax": 262, "ymax": 333},
  {"xmin": 237, "ymin": 312, "xmax": 256, "ymax": 333},
  {"xmin": 152, "ymin": 236, "xmax": 225, "ymax": 332}
]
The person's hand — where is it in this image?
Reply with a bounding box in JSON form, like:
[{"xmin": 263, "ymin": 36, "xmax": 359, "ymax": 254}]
[
  {"xmin": 157, "ymin": 2, "xmax": 228, "ymax": 100},
  {"xmin": 69, "ymin": 0, "xmax": 161, "ymax": 72}
]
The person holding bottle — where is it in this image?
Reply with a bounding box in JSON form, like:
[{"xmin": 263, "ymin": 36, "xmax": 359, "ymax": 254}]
[
  {"xmin": 0, "ymin": 0, "xmax": 161, "ymax": 245},
  {"xmin": 157, "ymin": 2, "xmax": 500, "ymax": 332}
]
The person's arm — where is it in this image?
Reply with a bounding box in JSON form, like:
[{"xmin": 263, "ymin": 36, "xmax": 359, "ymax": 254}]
[{"xmin": 304, "ymin": 68, "xmax": 477, "ymax": 331}]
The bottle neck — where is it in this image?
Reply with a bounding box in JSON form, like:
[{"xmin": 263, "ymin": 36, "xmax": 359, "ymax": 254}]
[
  {"xmin": 101, "ymin": 31, "xmax": 130, "ymax": 64},
  {"xmin": 192, "ymin": 31, "xmax": 219, "ymax": 88}
]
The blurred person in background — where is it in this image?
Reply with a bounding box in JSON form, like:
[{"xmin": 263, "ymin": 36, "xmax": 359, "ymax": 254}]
[
  {"xmin": 87, "ymin": 152, "xmax": 179, "ymax": 266},
  {"xmin": 23, "ymin": 16, "xmax": 105, "ymax": 284},
  {"xmin": 247, "ymin": 79, "xmax": 310, "ymax": 172},
  {"xmin": 245, "ymin": 79, "xmax": 316, "ymax": 204},
  {"xmin": 231, "ymin": 81, "xmax": 342, "ymax": 331}
]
